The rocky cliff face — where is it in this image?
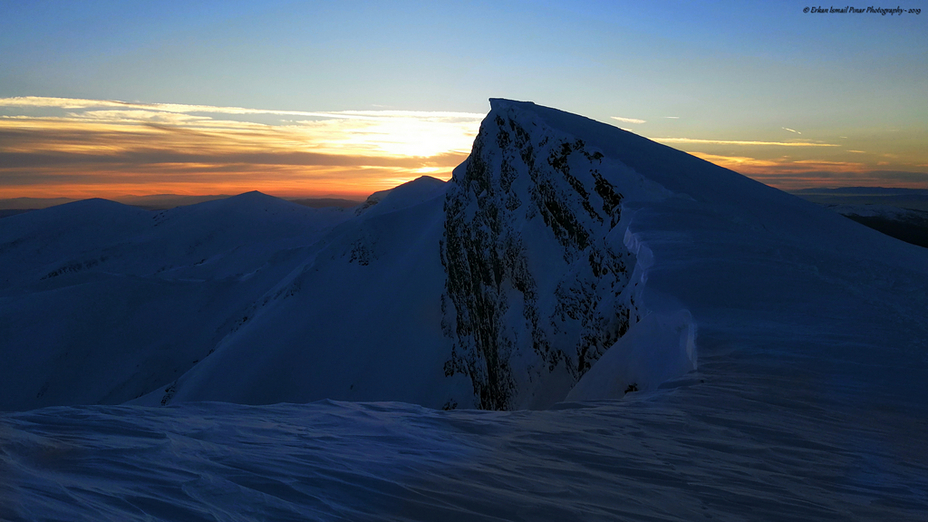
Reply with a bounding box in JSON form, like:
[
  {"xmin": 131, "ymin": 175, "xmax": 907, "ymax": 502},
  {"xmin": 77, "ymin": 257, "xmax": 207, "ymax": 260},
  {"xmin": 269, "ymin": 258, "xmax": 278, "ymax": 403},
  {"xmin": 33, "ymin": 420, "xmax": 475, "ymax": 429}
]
[{"xmin": 440, "ymin": 100, "xmax": 640, "ymax": 410}]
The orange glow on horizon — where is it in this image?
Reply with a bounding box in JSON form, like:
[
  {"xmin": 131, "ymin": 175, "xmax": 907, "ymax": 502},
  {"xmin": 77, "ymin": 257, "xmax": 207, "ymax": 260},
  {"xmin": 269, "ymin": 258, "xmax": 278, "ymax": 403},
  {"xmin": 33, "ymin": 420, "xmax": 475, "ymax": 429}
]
[
  {"xmin": 0, "ymin": 98, "xmax": 478, "ymax": 201},
  {"xmin": 0, "ymin": 162, "xmax": 459, "ymax": 201},
  {"xmin": 685, "ymin": 152, "xmax": 928, "ymax": 191},
  {"xmin": 1, "ymin": 97, "xmax": 926, "ymax": 202}
]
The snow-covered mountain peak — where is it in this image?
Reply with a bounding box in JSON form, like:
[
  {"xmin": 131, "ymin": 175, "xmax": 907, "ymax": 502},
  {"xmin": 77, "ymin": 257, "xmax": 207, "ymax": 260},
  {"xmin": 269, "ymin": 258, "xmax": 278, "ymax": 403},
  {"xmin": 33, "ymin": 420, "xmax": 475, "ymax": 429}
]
[
  {"xmin": 488, "ymin": 99, "xmax": 927, "ymax": 263},
  {"xmin": 355, "ymin": 175, "xmax": 448, "ymax": 218},
  {"xmin": 0, "ymin": 196, "xmax": 149, "ymax": 231},
  {"xmin": 221, "ymin": 189, "xmax": 287, "ymax": 206},
  {"xmin": 171, "ymin": 190, "xmax": 310, "ymax": 217},
  {"xmin": 439, "ymin": 98, "xmax": 710, "ymax": 409}
]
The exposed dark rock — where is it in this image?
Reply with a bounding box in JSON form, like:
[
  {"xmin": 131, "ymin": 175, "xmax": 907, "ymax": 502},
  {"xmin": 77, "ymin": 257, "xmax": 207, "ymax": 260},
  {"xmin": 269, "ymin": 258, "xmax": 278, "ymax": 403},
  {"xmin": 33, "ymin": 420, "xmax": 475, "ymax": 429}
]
[{"xmin": 440, "ymin": 103, "xmax": 638, "ymax": 410}]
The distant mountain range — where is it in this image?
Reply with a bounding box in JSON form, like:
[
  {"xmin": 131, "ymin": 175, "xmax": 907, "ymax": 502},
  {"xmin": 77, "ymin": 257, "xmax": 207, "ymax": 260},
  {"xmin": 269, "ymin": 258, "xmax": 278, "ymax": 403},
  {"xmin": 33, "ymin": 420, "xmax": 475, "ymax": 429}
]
[
  {"xmin": 790, "ymin": 186, "xmax": 928, "ymax": 211},
  {"xmin": 786, "ymin": 188, "xmax": 928, "ymax": 248},
  {"xmin": 0, "ymin": 194, "xmax": 363, "ymax": 212},
  {"xmin": 791, "ymin": 186, "xmax": 928, "ymax": 196},
  {"xmin": 9, "ymin": 188, "xmax": 926, "ymax": 250}
]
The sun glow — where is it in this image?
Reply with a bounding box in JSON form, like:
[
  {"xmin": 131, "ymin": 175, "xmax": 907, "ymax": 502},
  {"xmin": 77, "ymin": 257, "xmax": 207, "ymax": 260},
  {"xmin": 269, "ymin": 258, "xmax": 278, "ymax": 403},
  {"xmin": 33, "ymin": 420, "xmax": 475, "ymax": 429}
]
[{"xmin": 0, "ymin": 97, "xmax": 482, "ymax": 200}]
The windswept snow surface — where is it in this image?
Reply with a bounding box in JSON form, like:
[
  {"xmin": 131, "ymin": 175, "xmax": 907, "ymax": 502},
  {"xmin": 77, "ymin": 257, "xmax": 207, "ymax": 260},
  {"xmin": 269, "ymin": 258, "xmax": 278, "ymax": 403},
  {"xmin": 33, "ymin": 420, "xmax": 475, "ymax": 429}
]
[
  {"xmin": 2, "ymin": 100, "xmax": 928, "ymax": 520},
  {"xmin": 2, "ymin": 398, "xmax": 926, "ymax": 521}
]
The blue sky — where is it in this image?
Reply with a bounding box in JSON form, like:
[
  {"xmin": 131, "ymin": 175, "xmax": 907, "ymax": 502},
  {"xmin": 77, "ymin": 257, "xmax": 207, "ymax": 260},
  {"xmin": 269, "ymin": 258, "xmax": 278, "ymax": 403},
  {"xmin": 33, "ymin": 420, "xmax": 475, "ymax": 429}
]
[{"xmin": 1, "ymin": 0, "xmax": 926, "ymax": 198}]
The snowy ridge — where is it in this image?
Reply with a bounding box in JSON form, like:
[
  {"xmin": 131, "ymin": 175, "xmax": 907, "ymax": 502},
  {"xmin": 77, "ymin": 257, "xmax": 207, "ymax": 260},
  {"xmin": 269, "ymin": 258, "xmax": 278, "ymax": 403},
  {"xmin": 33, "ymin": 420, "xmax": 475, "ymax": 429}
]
[
  {"xmin": 0, "ymin": 193, "xmax": 354, "ymax": 410},
  {"xmin": 133, "ymin": 176, "xmax": 469, "ymax": 409}
]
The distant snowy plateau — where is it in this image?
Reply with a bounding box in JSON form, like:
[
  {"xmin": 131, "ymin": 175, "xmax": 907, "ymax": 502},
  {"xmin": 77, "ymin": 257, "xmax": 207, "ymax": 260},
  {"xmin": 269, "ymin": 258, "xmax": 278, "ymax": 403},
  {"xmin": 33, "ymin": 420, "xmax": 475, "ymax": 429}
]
[{"xmin": 2, "ymin": 100, "xmax": 927, "ymax": 521}]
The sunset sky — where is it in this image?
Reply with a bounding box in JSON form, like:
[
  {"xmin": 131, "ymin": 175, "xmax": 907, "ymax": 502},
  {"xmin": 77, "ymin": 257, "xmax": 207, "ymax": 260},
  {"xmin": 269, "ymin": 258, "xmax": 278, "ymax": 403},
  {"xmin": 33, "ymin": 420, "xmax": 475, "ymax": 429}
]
[{"xmin": 1, "ymin": 0, "xmax": 926, "ymax": 201}]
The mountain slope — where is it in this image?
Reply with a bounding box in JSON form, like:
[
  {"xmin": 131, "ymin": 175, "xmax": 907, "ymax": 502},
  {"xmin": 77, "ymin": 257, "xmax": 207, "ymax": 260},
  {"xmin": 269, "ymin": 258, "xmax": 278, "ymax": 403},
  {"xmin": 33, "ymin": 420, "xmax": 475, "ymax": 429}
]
[
  {"xmin": 0, "ymin": 193, "xmax": 353, "ymax": 410},
  {"xmin": 141, "ymin": 177, "xmax": 471, "ymax": 408}
]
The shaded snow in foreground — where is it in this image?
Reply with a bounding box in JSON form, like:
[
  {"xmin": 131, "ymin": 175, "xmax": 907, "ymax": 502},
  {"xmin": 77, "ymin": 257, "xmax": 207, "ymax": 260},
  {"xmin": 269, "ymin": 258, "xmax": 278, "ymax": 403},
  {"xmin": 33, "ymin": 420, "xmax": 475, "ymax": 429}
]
[{"xmin": 2, "ymin": 392, "xmax": 926, "ymax": 522}]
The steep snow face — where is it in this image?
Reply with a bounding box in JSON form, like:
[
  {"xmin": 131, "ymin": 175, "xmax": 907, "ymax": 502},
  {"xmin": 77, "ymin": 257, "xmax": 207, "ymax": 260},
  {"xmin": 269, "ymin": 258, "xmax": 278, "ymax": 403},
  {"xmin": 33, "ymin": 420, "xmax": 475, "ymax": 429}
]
[
  {"xmin": 134, "ymin": 176, "xmax": 472, "ymax": 410},
  {"xmin": 440, "ymin": 101, "xmax": 684, "ymax": 409}
]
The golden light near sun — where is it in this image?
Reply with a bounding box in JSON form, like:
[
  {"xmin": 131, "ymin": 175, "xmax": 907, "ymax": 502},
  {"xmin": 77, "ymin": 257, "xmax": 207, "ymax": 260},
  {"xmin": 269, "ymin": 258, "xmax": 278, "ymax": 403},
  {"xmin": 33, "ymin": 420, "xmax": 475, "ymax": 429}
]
[
  {"xmin": 0, "ymin": 97, "xmax": 485, "ymax": 199},
  {"xmin": 289, "ymin": 111, "xmax": 482, "ymax": 159},
  {"xmin": 0, "ymin": 97, "xmax": 484, "ymax": 159},
  {"xmin": 360, "ymin": 115, "xmax": 479, "ymax": 158}
]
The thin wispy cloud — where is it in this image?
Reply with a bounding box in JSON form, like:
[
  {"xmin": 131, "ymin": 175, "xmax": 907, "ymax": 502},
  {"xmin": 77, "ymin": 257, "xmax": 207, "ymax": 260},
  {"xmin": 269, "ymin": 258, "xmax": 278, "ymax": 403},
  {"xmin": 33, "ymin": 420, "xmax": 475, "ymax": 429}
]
[
  {"xmin": 611, "ymin": 116, "xmax": 646, "ymax": 124},
  {"xmin": 690, "ymin": 152, "xmax": 866, "ymax": 173},
  {"xmin": 66, "ymin": 110, "xmax": 213, "ymax": 124},
  {"xmin": 0, "ymin": 97, "xmax": 484, "ymax": 122},
  {"xmin": 0, "ymin": 96, "xmax": 482, "ymax": 198},
  {"xmin": 656, "ymin": 137, "xmax": 838, "ymax": 147},
  {"xmin": 781, "ymin": 127, "xmax": 802, "ymax": 135},
  {"xmin": 688, "ymin": 151, "xmax": 927, "ymax": 190},
  {"xmin": 0, "ymin": 96, "xmax": 485, "ymax": 157},
  {"xmin": 1, "ymin": 97, "xmax": 921, "ymax": 198}
]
